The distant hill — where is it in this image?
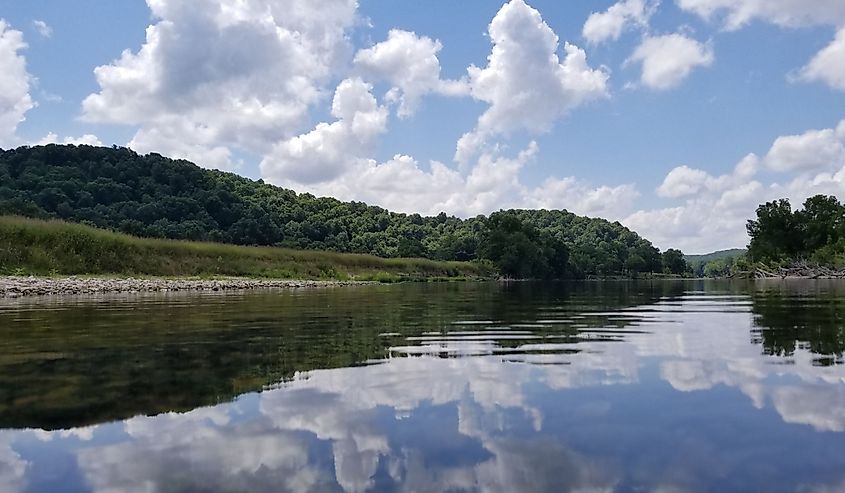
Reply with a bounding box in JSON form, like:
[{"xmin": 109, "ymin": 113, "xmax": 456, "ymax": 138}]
[
  {"xmin": 0, "ymin": 144, "xmax": 681, "ymax": 278},
  {"xmin": 686, "ymin": 249, "xmax": 747, "ymax": 263},
  {"xmin": 686, "ymin": 249, "xmax": 747, "ymax": 277}
]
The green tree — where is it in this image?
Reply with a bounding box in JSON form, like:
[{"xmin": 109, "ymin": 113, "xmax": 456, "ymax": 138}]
[
  {"xmin": 661, "ymin": 249, "xmax": 689, "ymax": 275},
  {"xmin": 747, "ymin": 199, "xmax": 801, "ymax": 261},
  {"xmin": 797, "ymin": 195, "xmax": 845, "ymax": 253}
]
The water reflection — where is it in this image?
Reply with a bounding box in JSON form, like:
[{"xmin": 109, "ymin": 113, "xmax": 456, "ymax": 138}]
[
  {"xmin": 750, "ymin": 280, "xmax": 845, "ymax": 365},
  {"xmin": 2, "ymin": 280, "xmax": 845, "ymax": 492},
  {"xmin": 0, "ymin": 282, "xmax": 681, "ymax": 429}
]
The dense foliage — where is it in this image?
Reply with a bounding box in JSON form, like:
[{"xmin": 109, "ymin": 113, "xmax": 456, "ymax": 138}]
[
  {"xmin": 747, "ymin": 195, "xmax": 845, "ymax": 265},
  {"xmin": 0, "ymin": 145, "xmax": 686, "ymax": 278}
]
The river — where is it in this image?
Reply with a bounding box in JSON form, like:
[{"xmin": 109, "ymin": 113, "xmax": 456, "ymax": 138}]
[{"xmin": 1, "ymin": 280, "xmax": 844, "ymax": 492}]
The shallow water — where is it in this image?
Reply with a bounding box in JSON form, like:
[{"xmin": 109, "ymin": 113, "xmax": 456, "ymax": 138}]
[{"xmin": 1, "ymin": 280, "xmax": 844, "ymax": 492}]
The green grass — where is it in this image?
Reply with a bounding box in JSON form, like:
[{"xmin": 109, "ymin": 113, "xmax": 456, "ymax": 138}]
[{"xmin": 0, "ymin": 216, "xmax": 495, "ymax": 281}]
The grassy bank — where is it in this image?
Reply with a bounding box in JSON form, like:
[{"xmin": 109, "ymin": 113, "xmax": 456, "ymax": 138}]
[{"xmin": 0, "ymin": 216, "xmax": 494, "ymax": 281}]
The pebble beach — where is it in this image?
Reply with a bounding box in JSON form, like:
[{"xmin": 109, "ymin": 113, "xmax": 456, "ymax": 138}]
[{"xmin": 0, "ymin": 276, "xmax": 368, "ymax": 298}]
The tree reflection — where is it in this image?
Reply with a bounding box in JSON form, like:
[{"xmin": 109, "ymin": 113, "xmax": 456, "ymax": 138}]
[
  {"xmin": 750, "ymin": 281, "xmax": 845, "ymax": 366},
  {"xmin": 0, "ymin": 281, "xmax": 684, "ymax": 429}
]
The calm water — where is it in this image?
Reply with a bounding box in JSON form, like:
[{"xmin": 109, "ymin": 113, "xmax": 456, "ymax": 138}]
[{"xmin": 1, "ymin": 280, "xmax": 844, "ymax": 492}]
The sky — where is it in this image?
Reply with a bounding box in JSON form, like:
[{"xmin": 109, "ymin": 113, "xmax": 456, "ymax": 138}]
[{"xmin": 0, "ymin": 0, "xmax": 844, "ymax": 253}]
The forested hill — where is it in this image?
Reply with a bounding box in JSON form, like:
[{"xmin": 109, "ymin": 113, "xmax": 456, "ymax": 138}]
[{"xmin": 0, "ymin": 144, "xmax": 685, "ymax": 278}]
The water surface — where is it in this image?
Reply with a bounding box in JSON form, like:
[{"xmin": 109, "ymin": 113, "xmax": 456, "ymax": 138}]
[{"xmin": 1, "ymin": 280, "xmax": 844, "ymax": 492}]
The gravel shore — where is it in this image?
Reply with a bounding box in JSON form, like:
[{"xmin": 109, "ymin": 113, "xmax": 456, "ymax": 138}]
[{"xmin": 0, "ymin": 276, "xmax": 369, "ymax": 298}]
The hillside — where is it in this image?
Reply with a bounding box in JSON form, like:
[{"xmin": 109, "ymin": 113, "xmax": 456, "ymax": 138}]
[
  {"xmin": 686, "ymin": 249, "xmax": 746, "ymax": 264},
  {"xmin": 686, "ymin": 249, "xmax": 748, "ymax": 277},
  {"xmin": 0, "ymin": 144, "xmax": 681, "ymax": 278}
]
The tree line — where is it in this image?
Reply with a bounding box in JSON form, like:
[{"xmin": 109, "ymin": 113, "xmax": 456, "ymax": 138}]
[
  {"xmin": 0, "ymin": 144, "xmax": 691, "ymax": 278},
  {"xmin": 747, "ymin": 194, "xmax": 845, "ymax": 265}
]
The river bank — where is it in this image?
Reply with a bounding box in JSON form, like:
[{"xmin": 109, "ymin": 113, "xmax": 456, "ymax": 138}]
[
  {"xmin": 0, "ymin": 216, "xmax": 494, "ymax": 282},
  {"xmin": 0, "ymin": 276, "xmax": 371, "ymax": 298}
]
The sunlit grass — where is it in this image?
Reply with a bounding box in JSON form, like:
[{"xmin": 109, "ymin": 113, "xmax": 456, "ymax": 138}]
[{"xmin": 0, "ymin": 216, "xmax": 494, "ymax": 280}]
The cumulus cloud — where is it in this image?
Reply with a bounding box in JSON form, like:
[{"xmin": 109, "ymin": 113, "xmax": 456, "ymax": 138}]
[
  {"xmin": 265, "ymin": 134, "xmax": 637, "ymax": 220},
  {"xmin": 657, "ymin": 165, "xmax": 712, "ymax": 198},
  {"xmin": 32, "ymin": 20, "xmax": 51, "ymax": 38},
  {"xmin": 260, "ymin": 77, "xmax": 388, "ymax": 185},
  {"xmin": 582, "ymin": 0, "xmax": 657, "ymax": 44},
  {"xmin": 627, "ymin": 33, "xmax": 714, "ymax": 90},
  {"xmin": 675, "ymin": 0, "xmax": 845, "ymax": 30},
  {"xmin": 626, "ymin": 119, "xmax": 845, "ymax": 252},
  {"xmin": 0, "ymin": 20, "xmax": 34, "ymax": 149},
  {"xmin": 129, "ymin": 116, "xmax": 239, "ymax": 171},
  {"xmin": 627, "ymin": 162, "xmax": 769, "ymax": 253},
  {"xmin": 764, "ymin": 124, "xmax": 845, "ymax": 172},
  {"xmin": 253, "ymin": 1, "xmax": 627, "ymax": 221},
  {"xmin": 677, "ymin": 0, "xmax": 845, "ymax": 92},
  {"xmin": 34, "ymin": 132, "xmax": 103, "ymax": 147},
  {"xmin": 266, "ymin": 139, "xmax": 538, "ymax": 217},
  {"xmin": 82, "ymin": 0, "xmax": 358, "ymax": 169},
  {"xmin": 797, "ymin": 27, "xmax": 845, "ymax": 91},
  {"xmin": 528, "ymin": 178, "xmax": 640, "ymax": 220},
  {"xmin": 456, "ymin": 0, "xmax": 608, "ymax": 164},
  {"xmin": 354, "ymin": 29, "xmax": 468, "ymax": 118}
]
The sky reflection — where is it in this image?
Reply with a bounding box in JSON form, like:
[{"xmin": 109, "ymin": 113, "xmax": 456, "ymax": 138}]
[{"xmin": 2, "ymin": 281, "xmax": 845, "ymax": 492}]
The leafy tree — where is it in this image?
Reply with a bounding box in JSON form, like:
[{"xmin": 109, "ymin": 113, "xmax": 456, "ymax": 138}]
[
  {"xmin": 747, "ymin": 199, "xmax": 801, "ymax": 261},
  {"xmin": 797, "ymin": 195, "xmax": 845, "ymax": 252},
  {"xmin": 661, "ymin": 249, "xmax": 689, "ymax": 275}
]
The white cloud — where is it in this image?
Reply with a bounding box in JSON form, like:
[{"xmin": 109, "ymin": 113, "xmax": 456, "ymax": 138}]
[
  {"xmin": 626, "ymin": 119, "xmax": 845, "ymax": 252},
  {"xmin": 675, "ymin": 0, "xmax": 845, "ymax": 30},
  {"xmin": 627, "ymin": 33, "xmax": 714, "ymax": 90},
  {"xmin": 354, "ymin": 29, "xmax": 468, "ymax": 118},
  {"xmin": 269, "ymin": 141, "xmax": 537, "ymax": 217},
  {"xmin": 34, "ymin": 132, "xmax": 103, "ymax": 147},
  {"xmin": 528, "ymin": 177, "xmax": 640, "ymax": 220},
  {"xmin": 676, "ymin": 0, "xmax": 845, "ymax": 92},
  {"xmin": 265, "ymin": 135, "xmax": 637, "ymax": 220},
  {"xmin": 82, "ymin": 0, "xmax": 358, "ymax": 169},
  {"xmin": 0, "ymin": 20, "xmax": 34, "ymax": 149},
  {"xmin": 798, "ymin": 27, "xmax": 845, "ymax": 91},
  {"xmin": 129, "ymin": 116, "xmax": 239, "ymax": 170},
  {"xmin": 260, "ymin": 78, "xmax": 388, "ymax": 185},
  {"xmin": 456, "ymin": 0, "xmax": 608, "ymax": 164},
  {"xmin": 32, "ymin": 20, "xmax": 51, "ymax": 39},
  {"xmin": 582, "ymin": 0, "xmax": 657, "ymax": 45},
  {"xmin": 255, "ymin": 1, "xmax": 626, "ymax": 221},
  {"xmin": 764, "ymin": 124, "xmax": 845, "ymax": 172},
  {"xmin": 627, "ymin": 166, "xmax": 770, "ymax": 253},
  {"xmin": 656, "ymin": 165, "xmax": 711, "ymax": 198}
]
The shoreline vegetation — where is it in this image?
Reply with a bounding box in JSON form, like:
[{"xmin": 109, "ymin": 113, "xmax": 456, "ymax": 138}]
[
  {"xmin": 731, "ymin": 262, "xmax": 845, "ymax": 280},
  {"xmin": 0, "ymin": 216, "xmax": 495, "ymax": 287},
  {"xmin": 697, "ymin": 194, "xmax": 845, "ymax": 280}
]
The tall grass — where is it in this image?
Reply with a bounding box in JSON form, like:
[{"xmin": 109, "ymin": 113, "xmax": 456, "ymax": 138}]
[{"xmin": 0, "ymin": 216, "xmax": 494, "ymax": 280}]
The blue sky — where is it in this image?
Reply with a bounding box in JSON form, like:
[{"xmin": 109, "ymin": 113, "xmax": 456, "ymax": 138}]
[{"xmin": 1, "ymin": 0, "xmax": 844, "ymax": 252}]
